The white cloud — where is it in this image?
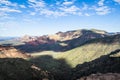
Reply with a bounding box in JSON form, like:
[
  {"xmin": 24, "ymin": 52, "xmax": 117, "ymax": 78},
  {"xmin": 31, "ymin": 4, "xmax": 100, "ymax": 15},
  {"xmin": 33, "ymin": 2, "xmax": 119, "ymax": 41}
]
[
  {"xmin": 28, "ymin": 0, "xmax": 64, "ymax": 16},
  {"xmin": 63, "ymin": 1, "xmax": 73, "ymax": 5},
  {"xmin": 98, "ymin": 0, "xmax": 105, "ymax": 6},
  {"xmin": 40, "ymin": 9, "xmax": 66, "ymax": 17},
  {"xmin": 19, "ymin": 5, "xmax": 26, "ymax": 8},
  {"xmin": 84, "ymin": 13, "xmax": 90, "ymax": 16},
  {"xmin": 60, "ymin": 5, "xmax": 80, "ymax": 13},
  {"xmin": 0, "ymin": 7, "xmax": 21, "ymax": 13},
  {"xmin": 27, "ymin": 0, "xmax": 112, "ymax": 17},
  {"xmin": 40, "ymin": 9, "xmax": 56, "ymax": 16},
  {"xmin": 28, "ymin": 0, "xmax": 46, "ymax": 8},
  {"xmin": 113, "ymin": 0, "xmax": 120, "ymax": 4},
  {"xmin": 28, "ymin": 0, "xmax": 82, "ymax": 17},
  {"xmin": 94, "ymin": 6, "xmax": 110, "ymax": 15},
  {"xmin": 28, "ymin": 0, "xmax": 47, "ymax": 17},
  {"xmin": 0, "ymin": 0, "xmax": 22, "ymax": 17},
  {"xmin": 90, "ymin": 0, "xmax": 111, "ymax": 15},
  {"xmin": 0, "ymin": 0, "xmax": 17, "ymax": 7}
]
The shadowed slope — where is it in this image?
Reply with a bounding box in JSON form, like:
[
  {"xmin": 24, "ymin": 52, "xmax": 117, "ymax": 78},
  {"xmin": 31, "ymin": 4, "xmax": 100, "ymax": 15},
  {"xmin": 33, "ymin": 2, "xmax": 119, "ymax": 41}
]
[
  {"xmin": 78, "ymin": 73, "xmax": 120, "ymax": 80},
  {"xmin": 30, "ymin": 55, "xmax": 72, "ymax": 80},
  {"xmin": 0, "ymin": 58, "xmax": 53, "ymax": 80},
  {"xmin": 72, "ymin": 49, "xmax": 120, "ymax": 80},
  {"xmin": 30, "ymin": 49, "xmax": 120, "ymax": 80}
]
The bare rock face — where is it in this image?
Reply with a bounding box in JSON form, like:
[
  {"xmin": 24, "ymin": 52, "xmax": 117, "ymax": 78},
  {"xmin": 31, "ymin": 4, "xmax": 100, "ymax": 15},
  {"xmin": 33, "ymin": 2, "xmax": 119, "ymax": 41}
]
[
  {"xmin": 49, "ymin": 29, "xmax": 107, "ymax": 41},
  {"xmin": 16, "ymin": 29, "xmax": 107, "ymax": 52},
  {"xmin": 20, "ymin": 29, "xmax": 107, "ymax": 44},
  {"xmin": 49, "ymin": 30, "xmax": 82, "ymax": 41},
  {"xmin": 78, "ymin": 73, "xmax": 120, "ymax": 80},
  {"xmin": 0, "ymin": 45, "xmax": 30, "ymax": 58}
]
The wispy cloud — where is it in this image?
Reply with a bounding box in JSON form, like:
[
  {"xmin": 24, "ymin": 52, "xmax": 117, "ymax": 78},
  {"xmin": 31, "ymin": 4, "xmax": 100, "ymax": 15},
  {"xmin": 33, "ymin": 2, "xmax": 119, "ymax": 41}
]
[
  {"xmin": 28, "ymin": 0, "xmax": 82, "ymax": 17},
  {"xmin": 28, "ymin": 0, "xmax": 46, "ymax": 8},
  {"xmin": 91, "ymin": 0, "xmax": 111, "ymax": 15},
  {"xmin": 93, "ymin": 6, "xmax": 110, "ymax": 15},
  {"xmin": 28, "ymin": 0, "xmax": 64, "ymax": 17},
  {"xmin": 0, "ymin": 0, "xmax": 22, "ymax": 17},
  {"xmin": 19, "ymin": 5, "xmax": 26, "ymax": 8},
  {"xmin": 63, "ymin": 1, "xmax": 74, "ymax": 6},
  {"xmin": 0, "ymin": 0, "xmax": 117, "ymax": 18},
  {"xmin": 60, "ymin": 5, "xmax": 80, "ymax": 13},
  {"xmin": 0, "ymin": 7, "xmax": 21, "ymax": 13},
  {"xmin": 0, "ymin": 0, "xmax": 17, "ymax": 7},
  {"xmin": 40, "ymin": 9, "xmax": 66, "ymax": 17},
  {"xmin": 84, "ymin": 13, "xmax": 90, "ymax": 16},
  {"xmin": 113, "ymin": 0, "xmax": 120, "ymax": 4},
  {"xmin": 98, "ymin": 0, "xmax": 105, "ymax": 6}
]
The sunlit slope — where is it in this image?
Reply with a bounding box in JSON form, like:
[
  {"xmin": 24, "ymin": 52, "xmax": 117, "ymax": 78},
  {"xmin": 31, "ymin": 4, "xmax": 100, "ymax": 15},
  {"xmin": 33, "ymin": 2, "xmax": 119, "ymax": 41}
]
[
  {"xmin": 56, "ymin": 34, "xmax": 120, "ymax": 67},
  {"xmin": 31, "ymin": 34, "xmax": 120, "ymax": 67},
  {"xmin": 30, "ymin": 34, "xmax": 120, "ymax": 80}
]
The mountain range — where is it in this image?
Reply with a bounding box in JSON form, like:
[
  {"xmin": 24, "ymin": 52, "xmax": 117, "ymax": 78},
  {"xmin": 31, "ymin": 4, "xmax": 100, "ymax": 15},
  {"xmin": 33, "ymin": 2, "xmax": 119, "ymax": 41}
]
[
  {"xmin": 0, "ymin": 29, "xmax": 120, "ymax": 80},
  {"xmin": 14, "ymin": 29, "xmax": 109, "ymax": 53}
]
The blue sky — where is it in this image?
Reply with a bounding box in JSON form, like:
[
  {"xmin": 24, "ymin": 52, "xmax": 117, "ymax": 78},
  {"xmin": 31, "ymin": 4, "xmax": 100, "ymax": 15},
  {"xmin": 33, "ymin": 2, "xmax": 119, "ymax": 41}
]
[{"xmin": 0, "ymin": 0, "xmax": 120, "ymax": 36}]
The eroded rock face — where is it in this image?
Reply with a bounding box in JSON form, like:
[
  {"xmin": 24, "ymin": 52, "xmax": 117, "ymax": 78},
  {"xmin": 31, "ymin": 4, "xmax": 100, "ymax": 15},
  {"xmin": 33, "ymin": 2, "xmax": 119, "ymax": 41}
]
[
  {"xmin": 0, "ymin": 46, "xmax": 29, "ymax": 58},
  {"xmin": 0, "ymin": 58, "xmax": 53, "ymax": 80},
  {"xmin": 19, "ymin": 29, "xmax": 107, "ymax": 44},
  {"xmin": 78, "ymin": 73, "xmax": 120, "ymax": 80},
  {"xmin": 16, "ymin": 29, "xmax": 107, "ymax": 52},
  {"xmin": 48, "ymin": 29, "xmax": 107, "ymax": 41}
]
